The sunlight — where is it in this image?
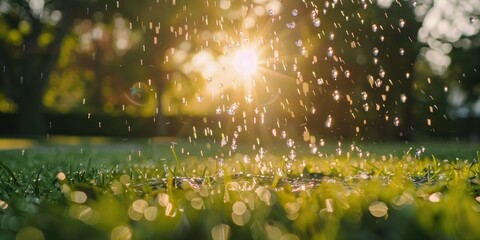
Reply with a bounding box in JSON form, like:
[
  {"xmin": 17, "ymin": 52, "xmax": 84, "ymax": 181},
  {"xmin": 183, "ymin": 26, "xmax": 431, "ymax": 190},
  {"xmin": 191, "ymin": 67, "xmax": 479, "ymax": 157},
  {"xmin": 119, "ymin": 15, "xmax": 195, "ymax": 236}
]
[{"xmin": 233, "ymin": 48, "xmax": 259, "ymax": 77}]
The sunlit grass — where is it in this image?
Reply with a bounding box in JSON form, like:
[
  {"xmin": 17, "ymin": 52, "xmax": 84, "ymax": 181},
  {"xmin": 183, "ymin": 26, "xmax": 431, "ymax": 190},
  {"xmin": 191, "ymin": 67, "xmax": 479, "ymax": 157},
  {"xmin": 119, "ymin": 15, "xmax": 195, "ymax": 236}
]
[{"xmin": 0, "ymin": 139, "xmax": 479, "ymax": 240}]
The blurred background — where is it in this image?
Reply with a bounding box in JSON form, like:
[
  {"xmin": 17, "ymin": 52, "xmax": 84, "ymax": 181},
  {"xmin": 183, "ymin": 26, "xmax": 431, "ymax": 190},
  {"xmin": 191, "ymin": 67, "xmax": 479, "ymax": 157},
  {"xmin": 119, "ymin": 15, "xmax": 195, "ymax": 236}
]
[{"xmin": 0, "ymin": 0, "xmax": 479, "ymax": 142}]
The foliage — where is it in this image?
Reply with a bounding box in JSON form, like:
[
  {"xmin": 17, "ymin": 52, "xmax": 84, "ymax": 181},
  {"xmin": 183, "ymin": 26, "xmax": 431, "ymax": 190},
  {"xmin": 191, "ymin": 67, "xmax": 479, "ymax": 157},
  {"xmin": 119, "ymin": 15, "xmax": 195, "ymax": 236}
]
[{"xmin": 0, "ymin": 140, "xmax": 479, "ymax": 240}]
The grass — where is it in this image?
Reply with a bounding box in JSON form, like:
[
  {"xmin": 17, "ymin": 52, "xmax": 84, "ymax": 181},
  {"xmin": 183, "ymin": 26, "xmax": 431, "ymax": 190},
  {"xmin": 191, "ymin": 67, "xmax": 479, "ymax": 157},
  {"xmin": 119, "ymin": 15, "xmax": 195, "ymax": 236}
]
[{"xmin": 0, "ymin": 137, "xmax": 479, "ymax": 240}]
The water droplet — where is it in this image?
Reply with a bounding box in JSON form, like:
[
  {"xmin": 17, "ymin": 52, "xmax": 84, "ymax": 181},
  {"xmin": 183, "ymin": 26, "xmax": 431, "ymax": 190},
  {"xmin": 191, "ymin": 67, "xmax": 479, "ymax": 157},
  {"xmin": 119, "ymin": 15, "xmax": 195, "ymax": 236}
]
[
  {"xmin": 286, "ymin": 139, "xmax": 295, "ymax": 148},
  {"xmin": 414, "ymin": 146, "xmax": 425, "ymax": 159},
  {"xmin": 311, "ymin": 107, "xmax": 316, "ymax": 114},
  {"xmin": 311, "ymin": 10, "xmax": 317, "ymax": 19},
  {"xmin": 411, "ymin": 1, "xmax": 417, "ymax": 7},
  {"xmin": 328, "ymin": 32, "xmax": 335, "ymax": 40},
  {"xmin": 344, "ymin": 70, "xmax": 351, "ymax": 78},
  {"xmin": 373, "ymin": 47, "xmax": 379, "ymax": 56},
  {"xmin": 372, "ymin": 24, "xmax": 378, "ymax": 32},
  {"xmin": 331, "ymin": 69, "xmax": 338, "ymax": 79},
  {"xmin": 361, "ymin": 91, "xmax": 368, "ymax": 101},
  {"xmin": 197, "ymin": 96, "xmax": 204, "ymax": 102},
  {"xmin": 336, "ymin": 147, "xmax": 342, "ymax": 156},
  {"xmin": 313, "ymin": 18, "xmax": 321, "ymax": 27},
  {"xmin": 215, "ymin": 107, "xmax": 222, "ymax": 115},
  {"xmin": 325, "ymin": 115, "xmax": 333, "ymax": 128},
  {"xmin": 227, "ymin": 103, "xmax": 239, "ymax": 115},
  {"xmin": 286, "ymin": 21, "xmax": 296, "ymax": 29},
  {"xmin": 301, "ymin": 47, "xmax": 307, "ymax": 56},
  {"xmin": 399, "ymin": 48, "xmax": 405, "ymax": 56},
  {"xmin": 393, "ymin": 117, "xmax": 400, "ymax": 126},
  {"xmin": 288, "ymin": 150, "xmax": 296, "ymax": 160},
  {"xmin": 292, "ymin": 9, "xmax": 298, "ymax": 16},
  {"xmin": 400, "ymin": 94, "xmax": 407, "ymax": 103},
  {"xmin": 317, "ymin": 78, "xmax": 324, "ymax": 86},
  {"xmin": 281, "ymin": 131, "xmax": 287, "ymax": 139},
  {"xmin": 295, "ymin": 39, "xmax": 303, "ymax": 47},
  {"xmin": 332, "ymin": 90, "xmax": 340, "ymax": 101},
  {"xmin": 310, "ymin": 145, "xmax": 318, "ymax": 154},
  {"xmin": 374, "ymin": 79, "xmax": 383, "ymax": 87},
  {"xmin": 379, "ymin": 69, "xmax": 386, "ymax": 78},
  {"xmin": 268, "ymin": 9, "xmax": 275, "ymax": 16},
  {"xmin": 363, "ymin": 103, "xmax": 370, "ymax": 111},
  {"xmin": 245, "ymin": 94, "xmax": 253, "ymax": 103},
  {"xmin": 327, "ymin": 47, "xmax": 334, "ymax": 57},
  {"xmin": 470, "ymin": 16, "xmax": 479, "ymax": 23},
  {"xmin": 399, "ymin": 19, "xmax": 406, "ymax": 28}
]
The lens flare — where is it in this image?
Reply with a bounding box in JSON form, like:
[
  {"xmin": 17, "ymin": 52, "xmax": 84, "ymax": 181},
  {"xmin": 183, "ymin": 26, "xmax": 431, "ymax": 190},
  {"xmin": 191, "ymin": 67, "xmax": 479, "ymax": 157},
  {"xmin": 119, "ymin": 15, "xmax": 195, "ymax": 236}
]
[{"xmin": 233, "ymin": 48, "xmax": 258, "ymax": 77}]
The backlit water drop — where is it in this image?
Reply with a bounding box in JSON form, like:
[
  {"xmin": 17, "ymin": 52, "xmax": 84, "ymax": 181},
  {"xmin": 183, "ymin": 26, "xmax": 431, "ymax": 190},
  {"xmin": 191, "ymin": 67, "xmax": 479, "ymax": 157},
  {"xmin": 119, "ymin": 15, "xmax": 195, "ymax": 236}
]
[{"xmin": 286, "ymin": 21, "xmax": 296, "ymax": 29}]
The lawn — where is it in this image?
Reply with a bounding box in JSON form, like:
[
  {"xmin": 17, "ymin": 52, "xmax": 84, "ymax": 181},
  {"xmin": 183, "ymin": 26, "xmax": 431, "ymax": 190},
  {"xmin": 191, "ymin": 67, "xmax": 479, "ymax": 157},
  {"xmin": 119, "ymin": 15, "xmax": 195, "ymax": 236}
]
[{"xmin": 0, "ymin": 137, "xmax": 480, "ymax": 240}]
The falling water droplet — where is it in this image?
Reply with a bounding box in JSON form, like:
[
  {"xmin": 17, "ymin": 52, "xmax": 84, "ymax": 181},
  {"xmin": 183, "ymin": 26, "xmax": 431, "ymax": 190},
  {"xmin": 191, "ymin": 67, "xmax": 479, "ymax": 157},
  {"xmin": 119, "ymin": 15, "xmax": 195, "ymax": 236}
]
[
  {"xmin": 336, "ymin": 148, "xmax": 342, "ymax": 156},
  {"xmin": 332, "ymin": 90, "xmax": 340, "ymax": 101},
  {"xmin": 344, "ymin": 70, "xmax": 351, "ymax": 78},
  {"xmin": 286, "ymin": 139, "xmax": 295, "ymax": 148},
  {"xmin": 245, "ymin": 94, "xmax": 253, "ymax": 103},
  {"xmin": 393, "ymin": 117, "xmax": 400, "ymax": 126},
  {"xmin": 328, "ymin": 32, "xmax": 335, "ymax": 40},
  {"xmin": 331, "ymin": 69, "xmax": 338, "ymax": 79},
  {"xmin": 400, "ymin": 94, "xmax": 407, "ymax": 103},
  {"xmin": 373, "ymin": 47, "xmax": 379, "ymax": 56},
  {"xmin": 288, "ymin": 150, "xmax": 296, "ymax": 160},
  {"xmin": 292, "ymin": 9, "xmax": 298, "ymax": 16},
  {"xmin": 317, "ymin": 78, "xmax": 324, "ymax": 85},
  {"xmin": 310, "ymin": 145, "xmax": 318, "ymax": 154},
  {"xmin": 399, "ymin": 48, "xmax": 405, "ymax": 56},
  {"xmin": 372, "ymin": 24, "xmax": 378, "ymax": 32},
  {"xmin": 311, "ymin": 10, "xmax": 317, "ymax": 19},
  {"xmin": 327, "ymin": 47, "xmax": 334, "ymax": 57},
  {"xmin": 325, "ymin": 115, "xmax": 333, "ymax": 128},
  {"xmin": 217, "ymin": 158, "xmax": 224, "ymax": 177},
  {"xmin": 363, "ymin": 103, "xmax": 370, "ymax": 111},
  {"xmin": 215, "ymin": 107, "xmax": 222, "ymax": 115},
  {"xmin": 295, "ymin": 39, "xmax": 303, "ymax": 47},
  {"xmin": 414, "ymin": 146, "xmax": 425, "ymax": 159},
  {"xmin": 286, "ymin": 21, "xmax": 296, "ymax": 29},
  {"xmin": 379, "ymin": 69, "xmax": 386, "ymax": 78},
  {"xmin": 197, "ymin": 96, "xmax": 204, "ymax": 102},
  {"xmin": 399, "ymin": 19, "xmax": 406, "ymax": 28},
  {"xmin": 361, "ymin": 91, "xmax": 368, "ymax": 101},
  {"xmin": 374, "ymin": 79, "xmax": 383, "ymax": 87},
  {"xmin": 268, "ymin": 9, "xmax": 275, "ymax": 16},
  {"xmin": 313, "ymin": 18, "xmax": 321, "ymax": 27}
]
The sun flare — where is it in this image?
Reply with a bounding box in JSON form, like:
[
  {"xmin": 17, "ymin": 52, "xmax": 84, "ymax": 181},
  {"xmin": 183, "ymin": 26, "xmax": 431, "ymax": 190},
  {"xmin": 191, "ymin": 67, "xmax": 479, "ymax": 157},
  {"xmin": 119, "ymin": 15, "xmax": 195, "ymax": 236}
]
[{"xmin": 233, "ymin": 48, "xmax": 259, "ymax": 77}]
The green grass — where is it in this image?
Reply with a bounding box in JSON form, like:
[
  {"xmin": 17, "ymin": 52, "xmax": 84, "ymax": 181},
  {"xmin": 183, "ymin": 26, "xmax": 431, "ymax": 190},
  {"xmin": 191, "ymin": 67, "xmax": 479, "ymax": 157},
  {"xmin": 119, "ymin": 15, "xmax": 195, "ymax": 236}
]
[{"xmin": 0, "ymin": 138, "xmax": 480, "ymax": 240}]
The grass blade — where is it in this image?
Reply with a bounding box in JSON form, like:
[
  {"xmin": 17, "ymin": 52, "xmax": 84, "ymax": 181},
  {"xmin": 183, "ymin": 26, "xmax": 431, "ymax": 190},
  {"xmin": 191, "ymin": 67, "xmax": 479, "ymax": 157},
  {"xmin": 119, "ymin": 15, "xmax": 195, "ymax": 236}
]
[
  {"xmin": 0, "ymin": 160, "xmax": 18, "ymax": 186},
  {"xmin": 170, "ymin": 145, "xmax": 188, "ymax": 178}
]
